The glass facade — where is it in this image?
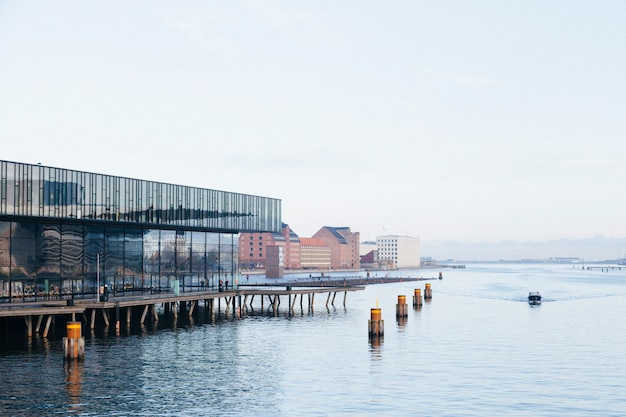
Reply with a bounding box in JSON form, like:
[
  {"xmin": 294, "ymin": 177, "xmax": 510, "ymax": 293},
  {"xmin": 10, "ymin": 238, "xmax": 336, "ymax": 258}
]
[{"xmin": 0, "ymin": 160, "xmax": 281, "ymax": 301}]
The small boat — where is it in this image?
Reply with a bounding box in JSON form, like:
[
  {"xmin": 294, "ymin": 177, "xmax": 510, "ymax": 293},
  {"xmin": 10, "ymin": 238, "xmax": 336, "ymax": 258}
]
[{"xmin": 528, "ymin": 291, "xmax": 542, "ymax": 305}]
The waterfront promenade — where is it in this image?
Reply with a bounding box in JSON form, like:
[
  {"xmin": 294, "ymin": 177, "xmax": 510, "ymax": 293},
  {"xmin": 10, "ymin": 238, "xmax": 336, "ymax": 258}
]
[{"xmin": 0, "ymin": 274, "xmax": 431, "ymax": 338}]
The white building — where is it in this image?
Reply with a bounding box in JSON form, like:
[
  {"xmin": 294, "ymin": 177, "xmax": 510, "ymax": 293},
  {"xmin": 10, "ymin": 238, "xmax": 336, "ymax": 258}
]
[
  {"xmin": 376, "ymin": 235, "xmax": 421, "ymax": 268},
  {"xmin": 359, "ymin": 241, "xmax": 377, "ymax": 256}
]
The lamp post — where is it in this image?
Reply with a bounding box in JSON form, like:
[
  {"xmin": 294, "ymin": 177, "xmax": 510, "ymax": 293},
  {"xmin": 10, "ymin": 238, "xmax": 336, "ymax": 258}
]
[{"xmin": 96, "ymin": 253, "xmax": 101, "ymax": 301}]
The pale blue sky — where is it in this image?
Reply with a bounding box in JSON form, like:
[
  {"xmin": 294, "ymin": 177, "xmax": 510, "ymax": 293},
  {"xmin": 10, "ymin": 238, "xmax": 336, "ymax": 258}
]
[{"xmin": 1, "ymin": 1, "xmax": 625, "ymax": 252}]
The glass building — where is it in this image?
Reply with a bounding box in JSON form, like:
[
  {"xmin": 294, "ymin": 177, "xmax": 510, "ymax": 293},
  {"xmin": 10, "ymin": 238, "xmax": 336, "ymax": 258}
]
[{"xmin": 0, "ymin": 160, "xmax": 281, "ymax": 302}]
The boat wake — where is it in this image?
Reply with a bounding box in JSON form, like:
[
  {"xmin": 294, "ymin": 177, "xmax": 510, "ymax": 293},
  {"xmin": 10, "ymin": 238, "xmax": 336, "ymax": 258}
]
[{"xmin": 435, "ymin": 289, "xmax": 625, "ymax": 303}]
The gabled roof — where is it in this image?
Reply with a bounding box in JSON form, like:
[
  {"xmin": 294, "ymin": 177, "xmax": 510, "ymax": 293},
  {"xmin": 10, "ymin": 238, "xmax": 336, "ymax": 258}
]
[
  {"xmin": 282, "ymin": 222, "xmax": 300, "ymax": 242},
  {"xmin": 324, "ymin": 226, "xmax": 349, "ymax": 244},
  {"xmin": 288, "ymin": 230, "xmax": 300, "ymax": 242}
]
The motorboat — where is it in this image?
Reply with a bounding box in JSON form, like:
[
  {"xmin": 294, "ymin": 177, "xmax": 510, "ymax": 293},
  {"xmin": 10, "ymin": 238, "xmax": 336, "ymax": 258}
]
[{"xmin": 528, "ymin": 291, "xmax": 542, "ymax": 305}]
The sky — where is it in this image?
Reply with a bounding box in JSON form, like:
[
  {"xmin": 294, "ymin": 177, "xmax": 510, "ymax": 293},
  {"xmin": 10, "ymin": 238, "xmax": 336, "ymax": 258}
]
[{"xmin": 1, "ymin": 1, "xmax": 625, "ymax": 259}]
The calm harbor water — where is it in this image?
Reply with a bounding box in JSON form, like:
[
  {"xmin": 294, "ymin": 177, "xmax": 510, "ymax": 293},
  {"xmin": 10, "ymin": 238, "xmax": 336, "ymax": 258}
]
[{"xmin": 1, "ymin": 263, "xmax": 626, "ymax": 416}]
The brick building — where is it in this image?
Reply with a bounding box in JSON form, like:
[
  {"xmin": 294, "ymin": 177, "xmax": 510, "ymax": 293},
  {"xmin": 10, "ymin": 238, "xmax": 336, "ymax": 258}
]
[
  {"xmin": 312, "ymin": 226, "xmax": 360, "ymax": 270},
  {"xmin": 239, "ymin": 223, "xmax": 300, "ymax": 270},
  {"xmin": 240, "ymin": 224, "xmax": 361, "ymax": 271}
]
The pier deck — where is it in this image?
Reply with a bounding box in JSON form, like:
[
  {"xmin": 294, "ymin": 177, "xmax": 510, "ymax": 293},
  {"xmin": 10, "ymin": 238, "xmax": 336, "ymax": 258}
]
[
  {"xmin": 1, "ymin": 274, "xmax": 436, "ymax": 338},
  {"xmin": 0, "ymin": 285, "xmax": 366, "ymax": 337}
]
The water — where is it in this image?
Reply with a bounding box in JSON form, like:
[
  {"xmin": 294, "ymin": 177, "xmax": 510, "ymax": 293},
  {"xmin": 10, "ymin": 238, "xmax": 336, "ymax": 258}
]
[{"xmin": 1, "ymin": 263, "xmax": 626, "ymax": 416}]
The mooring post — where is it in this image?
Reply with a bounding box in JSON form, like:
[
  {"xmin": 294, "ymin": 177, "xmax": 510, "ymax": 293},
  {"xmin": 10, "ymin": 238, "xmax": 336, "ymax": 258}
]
[
  {"xmin": 424, "ymin": 283, "xmax": 432, "ymax": 300},
  {"xmin": 413, "ymin": 288, "xmax": 422, "ymax": 307},
  {"xmin": 368, "ymin": 305, "xmax": 384, "ymax": 338},
  {"xmin": 63, "ymin": 321, "xmax": 85, "ymax": 360},
  {"xmin": 396, "ymin": 295, "xmax": 408, "ymax": 318}
]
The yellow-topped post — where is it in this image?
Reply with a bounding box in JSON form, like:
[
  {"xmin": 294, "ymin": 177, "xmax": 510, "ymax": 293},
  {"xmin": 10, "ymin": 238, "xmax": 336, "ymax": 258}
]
[
  {"xmin": 413, "ymin": 288, "xmax": 422, "ymax": 307},
  {"xmin": 63, "ymin": 321, "xmax": 85, "ymax": 360},
  {"xmin": 396, "ymin": 295, "xmax": 408, "ymax": 318},
  {"xmin": 368, "ymin": 306, "xmax": 384, "ymax": 337}
]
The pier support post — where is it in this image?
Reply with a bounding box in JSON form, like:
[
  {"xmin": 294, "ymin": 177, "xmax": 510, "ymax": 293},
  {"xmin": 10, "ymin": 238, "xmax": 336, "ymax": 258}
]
[
  {"xmin": 35, "ymin": 315, "xmax": 44, "ymax": 334},
  {"xmin": 43, "ymin": 316, "xmax": 53, "ymax": 338},
  {"xmin": 424, "ymin": 283, "xmax": 432, "ymax": 300},
  {"xmin": 188, "ymin": 300, "xmax": 197, "ymax": 317},
  {"xmin": 115, "ymin": 302, "xmax": 121, "ymax": 335},
  {"xmin": 290, "ymin": 294, "xmax": 297, "ymax": 312},
  {"xmin": 152, "ymin": 304, "xmax": 159, "ymax": 322},
  {"xmin": 25, "ymin": 315, "xmax": 33, "ymax": 338},
  {"xmin": 140, "ymin": 305, "xmax": 149, "ymax": 325}
]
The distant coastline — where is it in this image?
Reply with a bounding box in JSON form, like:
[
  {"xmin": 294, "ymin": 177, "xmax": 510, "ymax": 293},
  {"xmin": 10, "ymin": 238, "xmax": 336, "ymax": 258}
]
[{"xmin": 422, "ymin": 235, "xmax": 626, "ymax": 263}]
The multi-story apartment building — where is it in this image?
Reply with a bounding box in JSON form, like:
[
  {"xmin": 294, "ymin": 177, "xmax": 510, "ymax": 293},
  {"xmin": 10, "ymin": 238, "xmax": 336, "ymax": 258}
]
[
  {"xmin": 376, "ymin": 235, "xmax": 421, "ymax": 269},
  {"xmin": 312, "ymin": 226, "xmax": 360, "ymax": 270}
]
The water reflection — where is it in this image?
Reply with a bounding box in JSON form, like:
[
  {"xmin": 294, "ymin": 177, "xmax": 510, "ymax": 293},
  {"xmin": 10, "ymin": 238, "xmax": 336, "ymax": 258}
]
[
  {"xmin": 64, "ymin": 360, "xmax": 83, "ymax": 412},
  {"xmin": 369, "ymin": 335, "xmax": 383, "ymax": 361},
  {"xmin": 3, "ymin": 264, "xmax": 626, "ymax": 416}
]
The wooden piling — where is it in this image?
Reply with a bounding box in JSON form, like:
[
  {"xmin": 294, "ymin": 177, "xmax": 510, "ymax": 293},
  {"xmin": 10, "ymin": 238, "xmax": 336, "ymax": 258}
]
[
  {"xmin": 140, "ymin": 305, "xmax": 149, "ymax": 325},
  {"xmin": 63, "ymin": 321, "xmax": 85, "ymax": 360},
  {"xmin": 424, "ymin": 283, "xmax": 432, "ymax": 300},
  {"xmin": 368, "ymin": 307, "xmax": 384, "ymax": 337},
  {"xmin": 396, "ymin": 295, "xmax": 408, "ymax": 318},
  {"xmin": 43, "ymin": 316, "xmax": 52, "ymax": 338},
  {"xmin": 413, "ymin": 288, "xmax": 422, "ymax": 307}
]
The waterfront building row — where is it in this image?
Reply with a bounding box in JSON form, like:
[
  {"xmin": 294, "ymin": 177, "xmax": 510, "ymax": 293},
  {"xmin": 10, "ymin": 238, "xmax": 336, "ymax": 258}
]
[
  {"xmin": 239, "ymin": 225, "xmax": 360, "ymax": 270},
  {"xmin": 0, "ymin": 160, "xmax": 281, "ymax": 301}
]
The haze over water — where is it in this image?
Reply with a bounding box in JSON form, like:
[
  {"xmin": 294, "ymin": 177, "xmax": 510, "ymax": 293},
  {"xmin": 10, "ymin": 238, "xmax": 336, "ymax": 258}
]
[{"xmin": 1, "ymin": 263, "xmax": 625, "ymax": 416}]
